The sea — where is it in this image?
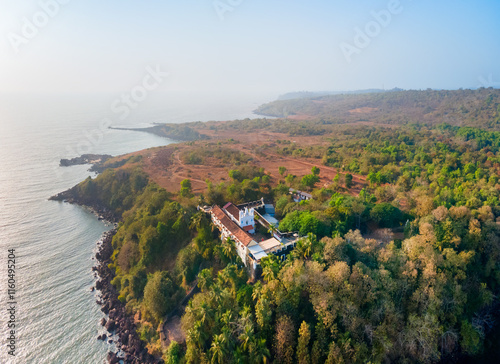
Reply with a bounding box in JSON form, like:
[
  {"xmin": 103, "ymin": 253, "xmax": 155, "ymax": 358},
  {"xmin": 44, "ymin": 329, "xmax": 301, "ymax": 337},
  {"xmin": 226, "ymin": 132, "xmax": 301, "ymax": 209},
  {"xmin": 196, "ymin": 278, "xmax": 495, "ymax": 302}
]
[{"xmin": 0, "ymin": 91, "xmax": 273, "ymax": 363}]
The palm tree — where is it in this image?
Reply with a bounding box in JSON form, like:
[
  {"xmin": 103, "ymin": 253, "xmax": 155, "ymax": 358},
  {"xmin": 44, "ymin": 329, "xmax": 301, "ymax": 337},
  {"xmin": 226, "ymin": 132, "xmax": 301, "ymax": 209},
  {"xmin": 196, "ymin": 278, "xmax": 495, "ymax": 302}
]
[
  {"xmin": 261, "ymin": 255, "xmax": 279, "ymax": 282},
  {"xmin": 197, "ymin": 268, "xmax": 214, "ymax": 292},
  {"xmin": 210, "ymin": 334, "xmax": 225, "ymax": 364},
  {"xmin": 188, "ymin": 320, "xmax": 209, "ymax": 349},
  {"xmin": 233, "ymin": 347, "xmax": 248, "ymax": 364},
  {"xmin": 197, "ymin": 302, "xmax": 212, "ymax": 325},
  {"xmin": 251, "ymin": 281, "xmax": 262, "ymax": 301},
  {"xmin": 250, "ymin": 337, "xmax": 270, "ymax": 364},
  {"xmin": 239, "ymin": 323, "xmax": 254, "ymax": 352},
  {"xmin": 294, "ymin": 236, "xmax": 313, "ymax": 259},
  {"xmin": 209, "ymin": 283, "xmax": 223, "ymax": 304},
  {"xmin": 239, "ymin": 306, "xmax": 253, "ymax": 328},
  {"xmin": 222, "ymin": 237, "xmax": 237, "ymax": 262},
  {"xmin": 190, "ymin": 211, "xmax": 206, "ymax": 230},
  {"xmin": 262, "ymin": 264, "xmax": 276, "ymax": 282},
  {"xmin": 221, "ymin": 310, "xmax": 234, "ymax": 327}
]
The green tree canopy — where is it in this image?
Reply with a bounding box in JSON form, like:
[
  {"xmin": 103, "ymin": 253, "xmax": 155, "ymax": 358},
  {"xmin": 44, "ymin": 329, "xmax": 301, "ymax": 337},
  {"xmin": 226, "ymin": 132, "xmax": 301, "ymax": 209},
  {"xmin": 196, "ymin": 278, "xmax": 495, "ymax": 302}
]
[{"xmin": 143, "ymin": 271, "xmax": 180, "ymax": 322}]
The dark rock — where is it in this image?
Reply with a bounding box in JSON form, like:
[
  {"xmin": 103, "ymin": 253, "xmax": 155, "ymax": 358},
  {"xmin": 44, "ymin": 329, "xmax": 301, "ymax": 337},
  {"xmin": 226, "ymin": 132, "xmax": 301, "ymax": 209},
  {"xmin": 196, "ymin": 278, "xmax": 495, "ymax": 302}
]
[
  {"xmin": 107, "ymin": 351, "xmax": 120, "ymax": 364},
  {"xmin": 95, "ymin": 280, "xmax": 103, "ymax": 290},
  {"xmin": 105, "ymin": 319, "xmax": 116, "ymax": 332}
]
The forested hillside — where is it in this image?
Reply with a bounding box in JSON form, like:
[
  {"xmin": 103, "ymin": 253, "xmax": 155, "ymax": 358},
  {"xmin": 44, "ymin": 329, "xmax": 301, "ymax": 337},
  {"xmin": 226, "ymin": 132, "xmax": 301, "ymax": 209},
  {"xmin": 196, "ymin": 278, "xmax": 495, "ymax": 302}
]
[
  {"xmin": 59, "ymin": 89, "xmax": 500, "ymax": 363},
  {"xmin": 255, "ymin": 88, "xmax": 500, "ymax": 131}
]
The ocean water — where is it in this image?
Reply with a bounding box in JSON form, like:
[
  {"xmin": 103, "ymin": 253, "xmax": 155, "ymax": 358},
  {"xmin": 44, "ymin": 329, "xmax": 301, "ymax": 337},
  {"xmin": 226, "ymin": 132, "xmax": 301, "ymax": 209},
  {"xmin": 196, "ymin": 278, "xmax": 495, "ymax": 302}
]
[{"xmin": 0, "ymin": 92, "xmax": 270, "ymax": 363}]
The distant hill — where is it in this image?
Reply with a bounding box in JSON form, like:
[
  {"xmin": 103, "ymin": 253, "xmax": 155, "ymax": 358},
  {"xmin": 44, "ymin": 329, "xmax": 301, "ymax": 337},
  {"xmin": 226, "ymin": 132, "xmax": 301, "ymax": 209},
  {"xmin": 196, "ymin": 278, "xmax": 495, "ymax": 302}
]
[
  {"xmin": 278, "ymin": 88, "xmax": 402, "ymax": 100},
  {"xmin": 257, "ymin": 88, "xmax": 500, "ymax": 130}
]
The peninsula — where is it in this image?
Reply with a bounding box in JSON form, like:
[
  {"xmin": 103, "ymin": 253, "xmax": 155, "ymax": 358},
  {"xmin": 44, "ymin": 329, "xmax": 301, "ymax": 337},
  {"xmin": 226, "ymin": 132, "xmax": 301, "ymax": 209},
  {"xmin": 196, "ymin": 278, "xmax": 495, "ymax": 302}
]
[{"xmin": 52, "ymin": 88, "xmax": 500, "ymax": 364}]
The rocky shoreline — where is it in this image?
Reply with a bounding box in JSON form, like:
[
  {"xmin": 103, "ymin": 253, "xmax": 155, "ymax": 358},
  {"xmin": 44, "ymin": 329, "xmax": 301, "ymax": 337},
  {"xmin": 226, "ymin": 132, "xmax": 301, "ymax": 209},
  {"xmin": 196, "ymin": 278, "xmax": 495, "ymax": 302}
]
[
  {"xmin": 60, "ymin": 154, "xmax": 112, "ymax": 167},
  {"xmin": 110, "ymin": 123, "xmax": 207, "ymax": 141},
  {"xmin": 93, "ymin": 230, "xmax": 162, "ymax": 364},
  {"xmin": 49, "ymin": 190, "xmax": 118, "ymax": 223}
]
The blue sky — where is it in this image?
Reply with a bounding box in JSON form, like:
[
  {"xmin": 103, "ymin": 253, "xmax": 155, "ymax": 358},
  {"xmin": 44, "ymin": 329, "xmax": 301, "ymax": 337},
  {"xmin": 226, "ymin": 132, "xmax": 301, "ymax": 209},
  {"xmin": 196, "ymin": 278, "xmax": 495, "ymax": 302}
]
[{"xmin": 0, "ymin": 0, "xmax": 499, "ymax": 95}]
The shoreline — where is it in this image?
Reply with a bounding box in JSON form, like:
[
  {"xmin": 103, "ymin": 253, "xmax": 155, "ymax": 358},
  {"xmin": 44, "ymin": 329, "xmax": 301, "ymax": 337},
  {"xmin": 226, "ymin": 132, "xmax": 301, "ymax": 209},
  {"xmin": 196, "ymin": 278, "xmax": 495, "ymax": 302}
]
[
  {"xmin": 48, "ymin": 190, "xmax": 162, "ymax": 363},
  {"xmin": 49, "ymin": 191, "xmax": 119, "ymax": 224},
  {"xmin": 93, "ymin": 229, "xmax": 162, "ymax": 364}
]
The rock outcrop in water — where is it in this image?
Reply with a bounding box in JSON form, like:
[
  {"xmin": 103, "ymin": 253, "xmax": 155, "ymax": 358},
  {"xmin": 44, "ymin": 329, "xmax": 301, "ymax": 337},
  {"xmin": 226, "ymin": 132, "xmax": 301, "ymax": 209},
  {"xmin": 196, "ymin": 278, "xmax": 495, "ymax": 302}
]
[
  {"xmin": 110, "ymin": 123, "xmax": 207, "ymax": 141},
  {"xmin": 94, "ymin": 230, "xmax": 162, "ymax": 364},
  {"xmin": 60, "ymin": 154, "xmax": 112, "ymax": 167},
  {"xmin": 49, "ymin": 189, "xmax": 118, "ymax": 223}
]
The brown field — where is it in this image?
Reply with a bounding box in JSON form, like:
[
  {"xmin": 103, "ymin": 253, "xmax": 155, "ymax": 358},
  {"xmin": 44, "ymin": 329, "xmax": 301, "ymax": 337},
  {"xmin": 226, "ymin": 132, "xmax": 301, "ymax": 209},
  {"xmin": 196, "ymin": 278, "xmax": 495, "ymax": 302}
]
[{"xmin": 116, "ymin": 126, "xmax": 367, "ymax": 196}]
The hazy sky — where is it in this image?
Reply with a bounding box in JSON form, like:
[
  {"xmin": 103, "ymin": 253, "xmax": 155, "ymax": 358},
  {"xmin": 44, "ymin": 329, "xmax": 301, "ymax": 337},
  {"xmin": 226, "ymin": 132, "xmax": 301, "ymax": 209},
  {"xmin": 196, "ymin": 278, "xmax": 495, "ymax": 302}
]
[{"xmin": 1, "ymin": 0, "xmax": 499, "ymax": 95}]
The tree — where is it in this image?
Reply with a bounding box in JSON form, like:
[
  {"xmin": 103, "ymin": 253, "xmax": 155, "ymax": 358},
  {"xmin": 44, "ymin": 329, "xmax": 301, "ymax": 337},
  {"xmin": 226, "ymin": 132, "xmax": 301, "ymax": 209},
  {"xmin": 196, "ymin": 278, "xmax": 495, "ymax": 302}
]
[
  {"xmin": 197, "ymin": 268, "xmax": 214, "ymax": 292},
  {"xmin": 279, "ymin": 211, "xmax": 321, "ymax": 236},
  {"xmin": 130, "ymin": 268, "xmax": 148, "ymax": 299},
  {"xmin": 239, "ymin": 321, "xmax": 254, "ymax": 352},
  {"xmin": 367, "ymin": 172, "xmax": 377, "ymax": 185},
  {"xmin": 229, "ymin": 169, "xmax": 243, "ymax": 181},
  {"xmin": 164, "ymin": 341, "xmax": 182, "ymax": 364},
  {"xmin": 255, "ymin": 296, "xmax": 273, "ymax": 336},
  {"xmin": 274, "ymin": 316, "xmax": 295, "ymax": 364},
  {"xmin": 325, "ymin": 341, "xmax": 344, "ymax": 364},
  {"xmin": 345, "ymin": 173, "xmax": 353, "ymax": 189},
  {"xmin": 311, "ymin": 166, "xmax": 320, "ymax": 176},
  {"xmin": 117, "ymin": 240, "xmax": 139, "ymax": 272},
  {"xmin": 180, "ymin": 179, "xmax": 193, "ymax": 197},
  {"xmin": 351, "ymin": 199, "xmax": 366, "ymax": 229},
  {"xmin": 285, "ymin": 174, "xmax": 296, "ymax": 186},
  {"xmin": 250, "ymin": 337, "xmax": 270, "ymax": 364},
  {"xmin": 302, "ymin": 174, "xmax": 320, "ymax": 189},
  {"xmin": 143, "ymin": 271, "xmax": 179, "ymax": 322},
  {"xmin": 370, "ymin": 203, "xmax": 404, "ymax": 228},
  {"xmin": 297, "ymin": 321, "xmax": 311, "ymax": 364},
  {"xmin": 210, "ymin": 333, "xmax": 226, "ymax": 364},
  {"xmin": 460, "ymin": 320, "xmax": 483, "ymax": 355},
  {"xmin": 294, "ymin": 236, "xmax": 313, "ymax": 260},
  {"xmin": 261, "ymin": 255, "xmax": 280, "ymax": 282},
  {"xmin": 279, "ymin": 166, "xmax": 288, "ymax": 176},
  {"xmin": 222, "ymin": 237, "xmax": 237, "ymax": 263}
]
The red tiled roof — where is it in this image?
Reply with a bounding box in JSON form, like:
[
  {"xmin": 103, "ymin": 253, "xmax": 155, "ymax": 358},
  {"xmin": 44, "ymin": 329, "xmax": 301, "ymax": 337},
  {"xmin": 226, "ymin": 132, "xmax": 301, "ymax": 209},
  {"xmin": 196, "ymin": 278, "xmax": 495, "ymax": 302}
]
[
  {"xmin": 211, "ymin": 206, "xmax": 254, "ymax": 247},
  {"xmin": 243, "ymin": 225, "xmax": 254, "ymax": 232},
  {"xmin": 223, "ymin": 203, "xmax": 241, "ymax": 221}
]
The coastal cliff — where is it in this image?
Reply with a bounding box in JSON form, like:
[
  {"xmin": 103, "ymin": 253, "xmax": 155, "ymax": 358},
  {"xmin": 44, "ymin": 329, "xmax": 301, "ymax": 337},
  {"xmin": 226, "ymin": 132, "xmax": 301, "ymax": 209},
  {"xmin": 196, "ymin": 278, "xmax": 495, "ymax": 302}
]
[{"xmin": 94, "ymin": 230, "xmax": 160, "ymax": 364}]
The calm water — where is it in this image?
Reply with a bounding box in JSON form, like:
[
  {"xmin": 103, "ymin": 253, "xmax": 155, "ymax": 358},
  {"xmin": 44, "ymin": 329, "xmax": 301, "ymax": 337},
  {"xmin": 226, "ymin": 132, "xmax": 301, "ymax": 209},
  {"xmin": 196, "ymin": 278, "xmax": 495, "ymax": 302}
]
[{"xmin": 0, "ymin": 92, "xmax": 270, "ymax": 363}]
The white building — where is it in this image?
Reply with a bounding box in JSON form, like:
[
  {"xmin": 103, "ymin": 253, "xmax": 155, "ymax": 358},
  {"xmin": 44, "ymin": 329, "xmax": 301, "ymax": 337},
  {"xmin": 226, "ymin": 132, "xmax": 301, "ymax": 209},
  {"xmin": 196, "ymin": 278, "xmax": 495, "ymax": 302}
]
[
  {"xmin": 210, "ymin": 205, "xmax": 257, "ymax": 264},
  {"xmin": 222, "ymin": 198, "xmax": 265, "ymax": 234},
  {"xmin": 206, "ymin": 199, "xmax": 299, "ymax": 275},
  {"xmin": 289, "ymin": 188, "xmax": 313, "ymax": 202}
]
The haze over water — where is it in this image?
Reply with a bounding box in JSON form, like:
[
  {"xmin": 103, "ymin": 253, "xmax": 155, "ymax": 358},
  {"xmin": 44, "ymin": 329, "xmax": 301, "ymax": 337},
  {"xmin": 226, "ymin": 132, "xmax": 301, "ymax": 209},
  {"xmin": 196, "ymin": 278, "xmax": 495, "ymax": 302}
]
[{"xmin": 0, "ymin": 92, "xmax": 268, "ymax": 363}]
